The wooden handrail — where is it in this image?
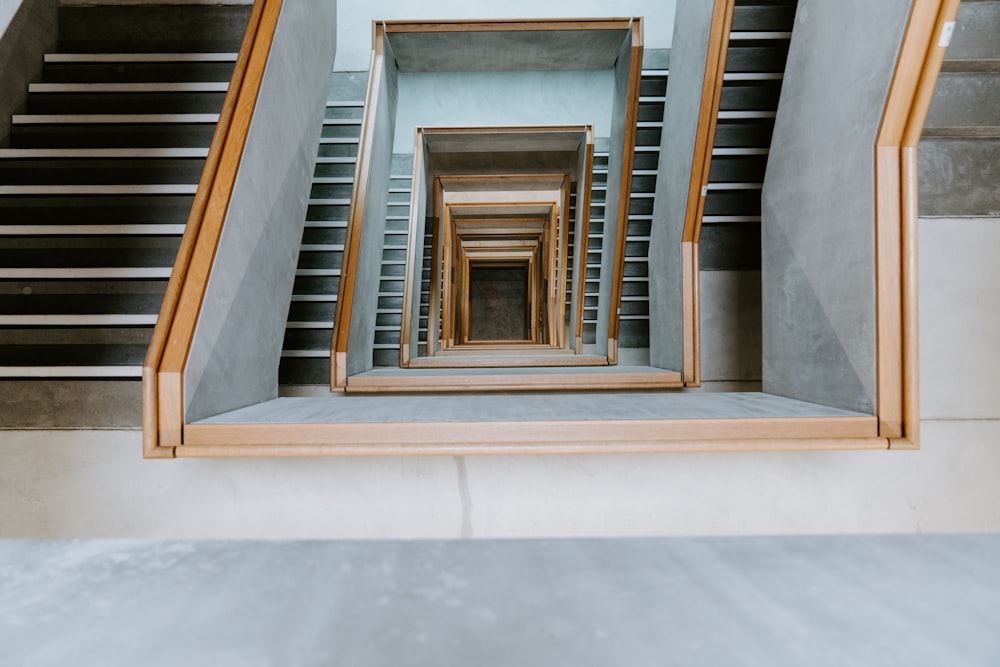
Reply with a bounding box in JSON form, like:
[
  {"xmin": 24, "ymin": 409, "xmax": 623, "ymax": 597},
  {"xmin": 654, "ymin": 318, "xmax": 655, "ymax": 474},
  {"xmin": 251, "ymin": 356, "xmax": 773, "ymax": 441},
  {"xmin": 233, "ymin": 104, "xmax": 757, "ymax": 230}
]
[
  {"xmin": 678, "ymin": 0, "xmax": 735, "ymax": 386},
  {"xmin": 141, "ymin": 0, "xmax": 283, "ymax": 458},
  {"xmin": 606, "ymin": 19, "xmax": 644, "ymax": 365},
  {"xmin": 876, "ymin": 0, "xmax": 961, "ymax": 447},
  {"xmin": 330, "ymin": 24, "xmax": 385, "ymax": 389}
]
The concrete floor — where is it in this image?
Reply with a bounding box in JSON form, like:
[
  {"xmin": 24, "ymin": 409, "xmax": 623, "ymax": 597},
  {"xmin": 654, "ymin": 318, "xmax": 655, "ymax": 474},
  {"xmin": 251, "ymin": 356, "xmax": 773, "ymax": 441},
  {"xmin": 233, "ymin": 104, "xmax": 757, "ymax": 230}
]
[{"xmin": 1, "ymin": 535, "xmax": 998, "ymax": 666}]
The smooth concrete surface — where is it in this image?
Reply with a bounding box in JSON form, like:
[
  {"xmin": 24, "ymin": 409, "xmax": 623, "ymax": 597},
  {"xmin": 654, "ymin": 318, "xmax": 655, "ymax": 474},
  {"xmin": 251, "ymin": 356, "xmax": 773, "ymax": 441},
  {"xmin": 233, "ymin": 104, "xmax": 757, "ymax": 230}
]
[
  {"xmin": 335, "ymin": 0, "xmax": 677, "ymax": 73},
  {"xmin": 0, "ymin": 0, "xmax": 56, "ymax": 147},
  {"xmin": 346, "ymin": 33, "xmax": 397, "ymax": 376},
  {"xmin": 647, "ymin": 0, "xmax": 715, "ymax": 373},
  {"xmin": 389, "ymin": 28, "xmax": 627, "ymax": 72},
  {"xmin": 0, "ymin": 380, "xmax": 140, "ymax": 428},
  {"xmin": 918, "ymin": 138, "xmax": 1000, "ymax": 216},
  {"xmin": 2, "ymin": 535, "xmax": 1000, "ymax": 666},
  {"xmin": 919, "ymin": 217, "xmax": 1000, "ymax": 419},
  {"xmin": 699, "ymin": 270, "xmax": 761, "ymax": 382},
  {"xmin": 184, "ymin": 0, "xmax": 336, "ymax": 422},
  {"xmin": 2, "ymin": 419, "xmax": 1000, "ymax": 538},
  {"xmin": 761, "ymin": 0, "xmax": 910, "ymax": 414},
  {"xmin": 191, "ymin": 390, "xmax": 864, "ymax": 426},
  {"xmin": 945, "ymin": 0, "xmax": 1000, "ymax": 61},
  {"xmin": 594, "ymin": 30, "xmax": 634, "ymax": 357},
  {"xmin": 394, "ymin": 71, "xmax": 612, "ymax": 150}
]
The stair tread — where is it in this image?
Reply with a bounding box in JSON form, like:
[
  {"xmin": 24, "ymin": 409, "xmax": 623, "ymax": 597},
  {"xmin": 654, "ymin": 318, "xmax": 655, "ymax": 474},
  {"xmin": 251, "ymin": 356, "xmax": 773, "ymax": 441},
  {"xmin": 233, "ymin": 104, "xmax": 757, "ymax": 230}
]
[
  {"xmin": 0, "ymin": 147, "xmax": 209, "ymax": 158},
  {"xmin": 0, "ymin": 366, "xmax": 143, "ymax": 377},
  {"xmin": 13, "ymin": 113, "xmax": 219, "ymax": 124},
  {"xmin": 0, "ymin": 184, "xmax": 196, "ymax": 195},
  {"xmin": 940, "ymin": 59, "xmax": 1000, "ymax": 73},
  {"xmin": 0, "ymin": 268, "xmax": 172, "ymax": 278},
  {"xmin": 44, "ymin": 53, "xmax": 238, "ymax": 63},
  {"xmin": 922, "ymin": 126, "xmax": 1000, "ymax": 138},
  {"xmin": 29, "ymin": 82, "xmax": 228, "ymax": 93},
  {"xmin": 0, "ymin": 314, "xmax": 157, "ymax": 325},
  {"xmin": 0, "ymin": 224, "xmax": 185, "ymax": 235}
]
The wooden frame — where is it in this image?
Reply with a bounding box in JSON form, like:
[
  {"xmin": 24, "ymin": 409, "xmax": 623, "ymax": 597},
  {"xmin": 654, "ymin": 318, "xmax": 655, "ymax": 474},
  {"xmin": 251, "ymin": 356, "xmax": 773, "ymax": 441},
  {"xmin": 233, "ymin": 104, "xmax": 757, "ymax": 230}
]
[
  {"xmin": 396, "ymin": 127, "xmax": 596, "ymax": 370},
  {"xmin": 142, "ymin": 0, "xmax": 282, "ymax": 458},
  {"xmin": 875, "ymin": 0, "xmax": 960, "ymax": 448},
  {"xmin": 144, "ymin": 7, "xmax": 947, "ymax": 456}
]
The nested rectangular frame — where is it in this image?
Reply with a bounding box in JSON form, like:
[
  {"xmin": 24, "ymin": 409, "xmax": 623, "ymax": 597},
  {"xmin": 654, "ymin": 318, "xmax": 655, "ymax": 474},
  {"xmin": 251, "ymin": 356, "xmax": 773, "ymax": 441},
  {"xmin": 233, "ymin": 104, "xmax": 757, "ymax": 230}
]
[
  {"xmin": 453, "ymin": 223, "xmax": 548, "ymax": 346},
  {"xmin": 448, "ymin": 202, "xmax": 566, "ymax": 351},
  {"xmin": 143, "ymin": 9, "xmax": 952, "ymax": 457}
]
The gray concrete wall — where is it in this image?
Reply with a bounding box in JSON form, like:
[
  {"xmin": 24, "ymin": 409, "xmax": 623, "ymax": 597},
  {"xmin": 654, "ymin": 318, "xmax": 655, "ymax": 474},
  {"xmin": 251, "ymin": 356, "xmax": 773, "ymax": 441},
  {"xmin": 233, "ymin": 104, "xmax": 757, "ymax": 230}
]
[
  {"xmin": 0, "ymin": 0, "xmax": 56, "ymax": 147},
  {"xmin": 345, "ymin": 34, "xmax": 397, "ymax": 376},
  {"xmin": 406, "ymin": 139, "xmax": 428, "ymax": 363},
  {"xmin": 760, "ymin": 0, "xmax": 911, "ymax": 414},
  {"xmin": 594, "ymin": 32, "xmax": 634, "ymax": 357},
  {"xmin": 647, "ymin": 0, "xmax": 715, "ymax": 373},
  {"xmin": 183, "ymin": 0, "xmax": 336, "ymax": 422},
  {"xmin": 394, "ymin": 71, "xmax": 612, "ymax": 150},
  {"xmin": 336, "ymin": 0, "xmax": 677, "ymax": 72}
]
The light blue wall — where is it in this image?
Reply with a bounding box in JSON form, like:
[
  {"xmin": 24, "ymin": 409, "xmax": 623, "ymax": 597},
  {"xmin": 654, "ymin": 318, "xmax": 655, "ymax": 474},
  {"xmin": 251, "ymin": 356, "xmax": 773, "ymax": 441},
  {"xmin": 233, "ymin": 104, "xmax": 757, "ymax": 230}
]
[{"xmin": 393, "ymin": 71, "xmax": 613, "ymax": 152}]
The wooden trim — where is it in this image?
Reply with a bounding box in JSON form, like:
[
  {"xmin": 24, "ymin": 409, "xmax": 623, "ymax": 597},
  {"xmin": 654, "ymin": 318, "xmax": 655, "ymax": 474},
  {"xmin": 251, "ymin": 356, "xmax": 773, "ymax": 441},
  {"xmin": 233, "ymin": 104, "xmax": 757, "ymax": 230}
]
[
  {"xmin": 399, "ymin": 129, "xmax": 424, "ymax": 366},
  {"xmin": 607, "ymin": 19, "xmax": 644, "ymax": 363},
  {"xmin": 183, "ymin": 415, "xmax": 877, "ymax": 449},
  {"xmin": 876, "ymin": 0, "xmax": 959, "ymax": 446},
  {"xmin": 681, "ymin": 241, "xmax": 700, "ymax": 386},
  {"xmin": 175, "ymin": 436, "xmax": 889, "ymax": 457},
  {"xmin": 382, "ymin": 18, "xmax": 634, "ymax": 34},
  {"xmin": 681, "ymin": 0, "xmax": 734, "ymax": 245},
  {"xmin": 408, "ymin": 354, "xmax": 608, "ymax": 369},
  {"xmin": 331, "ymin": 29, "xmax": 384, "ymax": 387},
  {"xmin": 345, "ymin": 369, "xmax": 683, "ymax": 393},
  {"xmin": 141, "ymin": 0, "xmax": 277, "ymax": 458},
  {"xmin": 890, "ymin": 0, "xmax": 959, "ymax": 448},
  {"xmin": 575, "ymin": 129, "xmax": 595, "ymax": 353}
]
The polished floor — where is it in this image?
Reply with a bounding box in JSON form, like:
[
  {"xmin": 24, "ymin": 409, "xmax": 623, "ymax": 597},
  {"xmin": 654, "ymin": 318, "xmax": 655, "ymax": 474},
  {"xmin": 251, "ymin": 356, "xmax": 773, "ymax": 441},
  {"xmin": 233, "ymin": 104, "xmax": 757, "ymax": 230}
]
[{"xmin": 1, "ymin": 534, "xmax": 998, "ymax": 666}]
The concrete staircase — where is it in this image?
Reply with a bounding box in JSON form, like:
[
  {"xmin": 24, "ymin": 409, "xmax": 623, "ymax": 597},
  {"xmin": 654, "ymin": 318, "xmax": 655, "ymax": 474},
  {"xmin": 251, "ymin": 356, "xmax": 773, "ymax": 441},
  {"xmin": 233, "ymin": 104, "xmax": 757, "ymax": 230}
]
[
  {"xmin": 700, "ymin": 0, "xmax": 797, "ymax": 274},
  {"xmin": 278, "ymin": 72, "xmax": 364, "ymax": 385},
  {"xmin": 919, "ymin": 0, "xmax": 1000, "ymax": 218},
  {"xmin": 0, "ymin": 3, "xmax": 248, "ymax": 425}
]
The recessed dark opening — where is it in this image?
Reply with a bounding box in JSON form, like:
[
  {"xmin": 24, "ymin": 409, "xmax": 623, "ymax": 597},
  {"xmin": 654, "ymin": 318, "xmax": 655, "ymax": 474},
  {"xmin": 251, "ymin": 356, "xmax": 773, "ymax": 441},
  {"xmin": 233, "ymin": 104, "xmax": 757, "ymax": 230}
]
[{"xmin": 468, "ymin": 265, "xmax": 529, "ymax": 341}]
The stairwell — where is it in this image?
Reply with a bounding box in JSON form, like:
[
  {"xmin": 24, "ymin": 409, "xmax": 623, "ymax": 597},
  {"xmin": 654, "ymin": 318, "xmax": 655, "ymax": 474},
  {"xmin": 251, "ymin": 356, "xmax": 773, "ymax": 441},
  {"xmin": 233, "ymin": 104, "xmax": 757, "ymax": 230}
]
[
  {"xmin": 0, "ymin": 2, "xmax": 248, "ymax": 425},
  {"xmin": 701, "ymin": 0, "xmax": 796, "ymax": 277},
  {"xmin": 919, "ymin": 0, "xmax": 999, "ymax": 218}
]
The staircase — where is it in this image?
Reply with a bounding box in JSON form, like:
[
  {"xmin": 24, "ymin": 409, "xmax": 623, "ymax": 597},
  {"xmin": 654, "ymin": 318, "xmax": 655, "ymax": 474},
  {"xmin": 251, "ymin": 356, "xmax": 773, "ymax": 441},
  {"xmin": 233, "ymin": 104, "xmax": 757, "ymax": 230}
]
[
  {"xmin": 278, "ymin": 73, "xmax": 364, "ymax": 384},
  {"xmin": 919, "ymin": 0, "xmax": 1000, "ymax": 218},
  {"xmin": 0, "ymin": 3, "xmax": 248, "ymax": 424},
  {"xmin": 699, "ymin": 0, "xmax": 796, "ymax": 273}
]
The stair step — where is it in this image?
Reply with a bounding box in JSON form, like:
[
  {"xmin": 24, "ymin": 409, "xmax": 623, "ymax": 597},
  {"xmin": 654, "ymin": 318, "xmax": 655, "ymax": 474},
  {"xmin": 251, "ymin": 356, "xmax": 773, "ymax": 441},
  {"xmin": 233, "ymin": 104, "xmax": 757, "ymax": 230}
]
[
  {"xmin": 0, "ymin": 184, "xmax": 196, "ymax": 195},
  {"xmin": 0, "ymin": 366, "xmax": 143, "ymax": 378},
  {"xmin": 44, "ymin": 53, "xmax": 238, "ymax": 63},
  {"xmin": 0, "ymin": 225, "xmax": 185, "ymax": 236},
  {"xmin": 0, "ymin": 147, "xmax": 209, "ymax": 159},
  {"xmin": 29, "ymin": 82, "xmax": 228, "ymax": 93},
  {"xmin": 0, "ymin": 268, "xmax": 172, "ymax": 278},
  {"xmin": 729, "ymin": 31, "xmax": 793, "ymax": 40},
  {"xmin": 12, "ymin": 113, "xmax": 218, "ymax": 124},
  {"xmin": 0, "ymin": 314, "xmax": 157, "ymax": 326}
]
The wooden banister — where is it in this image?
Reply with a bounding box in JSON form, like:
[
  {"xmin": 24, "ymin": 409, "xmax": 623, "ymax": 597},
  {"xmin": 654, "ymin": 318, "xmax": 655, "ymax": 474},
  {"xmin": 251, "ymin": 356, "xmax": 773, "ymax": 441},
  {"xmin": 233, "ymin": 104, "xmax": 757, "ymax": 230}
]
[
  {"xmin": 141, "ymin": 0, "xmax": 284, "ymax": 458},
  {"xmin": 330, "ymin": 24, "xmax": 385, "ymax": 389},
  {"xmin": 876, "ymin": 0, "xmax": 961, "ymax": 447}
]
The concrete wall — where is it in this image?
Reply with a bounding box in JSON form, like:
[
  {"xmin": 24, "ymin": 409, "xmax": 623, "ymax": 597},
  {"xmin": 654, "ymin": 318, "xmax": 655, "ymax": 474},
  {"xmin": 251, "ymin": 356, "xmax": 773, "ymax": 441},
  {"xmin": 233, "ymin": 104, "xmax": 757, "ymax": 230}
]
[
  {"xmin": 394, "ymin": 71, "xmax": 612, "ymax": 151},
  {"xmin": 336, "ymin": 0, "xmax": 676, "ymax": 72},
  {"xmin": 647, "ymin": 0, "xmax": 716, "ymax": 373},
  {"xmin": 0, "ymin": 0, "xmax": 56, "ymax": 147},
  {"xmin": 345, "ymin": 33, "xmax": 397, "ymax": 376},
  {"xmin": 0, "ymin": 0, "xmax": 998, "ymax": 539},
  {"xmin": 183, "ymin": 0, "xmax": 336, "ymax": 421},
  {"xmin": 760, "ymin": 0, "xmax": 911, "ymax": 414}
]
